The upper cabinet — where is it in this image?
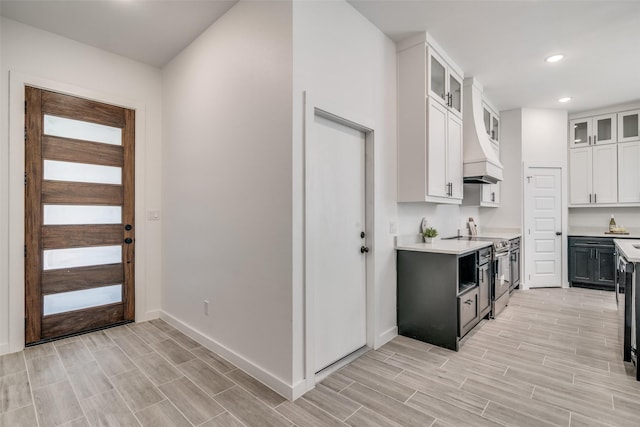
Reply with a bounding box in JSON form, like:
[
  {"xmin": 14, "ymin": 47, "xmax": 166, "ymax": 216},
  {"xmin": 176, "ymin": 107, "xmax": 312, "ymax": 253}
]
[
  {"xmin": 397, "ymin": 33, "xmax": 464, "ymax": 204},
  {"xmin": 569, "ymin": 114, "xmax": 617, "ymax": 148},
  {"xmin": 428, "ymin": 49, "xmax": 463, "ymax": 119},
  {"xmin": 568, "ymin": 103, "xmax": 640, "ymax": 207},
  {"xmin": 483, "ymin": 102, "xmax": 500, "ymax": 146},
  {"xmin": 618, "ymin": 109, "xmax": 640, "ymax": 143}
]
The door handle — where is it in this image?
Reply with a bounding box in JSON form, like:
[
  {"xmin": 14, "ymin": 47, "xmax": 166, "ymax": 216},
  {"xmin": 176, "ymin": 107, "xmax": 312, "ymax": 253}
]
[
  {"xmin": 124, "ymin": 224, "xmax": 133, "ymax": 231},
  {"xmin": 360, "ymin": 246, "xmax": 369, "ymax": 253},
  {"xmin": 124, "ymin": 238, "xmax": 133, "ymax": 244},
  {"xmin": 556, "ymin": 232, "xmax": 562, "ymax": 236},
  {"xmin": 360, "ymin": 231, "xmax": 366, "ymax": 238}
]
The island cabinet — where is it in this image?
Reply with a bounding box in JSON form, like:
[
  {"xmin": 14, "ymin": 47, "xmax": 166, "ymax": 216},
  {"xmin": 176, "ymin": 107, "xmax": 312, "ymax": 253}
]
[{"xmin": 397, "ymin": 247, "xmax": 491, "ymax": 351}]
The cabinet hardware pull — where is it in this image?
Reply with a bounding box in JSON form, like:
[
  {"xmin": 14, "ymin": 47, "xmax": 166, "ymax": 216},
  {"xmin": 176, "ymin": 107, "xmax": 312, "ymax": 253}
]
[
  {"xmin": 589, "ymin": 193, "xmax": 592, "ymax": 203},
  {"xmin": 588, "ymin": 135, "xmax": 591, "ymax": 145},
  {"xmin": 594, "ymin": 193, "xmax": 597, "ymax": 203},
  {"xmin": 465, "ymin": 299, "xmax": 473, "ymax": 305}
]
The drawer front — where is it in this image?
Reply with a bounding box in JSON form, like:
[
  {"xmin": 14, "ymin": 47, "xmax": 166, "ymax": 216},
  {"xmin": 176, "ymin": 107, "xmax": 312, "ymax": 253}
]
[{"xmin": 458, "ymin": 287, "xmax": 479, "ymax": 337}]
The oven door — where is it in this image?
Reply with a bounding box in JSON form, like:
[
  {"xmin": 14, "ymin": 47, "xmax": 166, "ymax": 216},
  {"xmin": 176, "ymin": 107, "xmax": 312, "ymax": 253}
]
[{"xmin": 494, "ymin": 250, "xmax": 511, "ymax": 298}]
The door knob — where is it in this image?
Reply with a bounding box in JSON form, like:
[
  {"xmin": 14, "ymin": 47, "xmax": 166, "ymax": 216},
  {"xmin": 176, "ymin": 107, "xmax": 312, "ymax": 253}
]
[
  {"xmin": 124, "ymin": 238, "xmax": 133, "ymax": 244},
  {"xmin": 124, "ymin": 224, "xmax": 133, "ymax": 231},
  {"xmin": 360, "ymin": 232, "xmax": 366, "ymax": 238},
  {"xmin": 556, "ymin": 232, "xmax": 562, "ymax": 236},
  {"xmin": 360, "ymin": 246, "xmax": 369, "ymax": 253}
]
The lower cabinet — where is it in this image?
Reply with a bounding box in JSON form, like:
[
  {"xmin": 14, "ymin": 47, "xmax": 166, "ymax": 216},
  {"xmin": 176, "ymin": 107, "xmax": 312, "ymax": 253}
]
[
  {"xmin": 458, "ymin": 287, "xmax": 479, "ymax": 337},
  {"xmin": 569, "ymin": 237, "xmax": 615, "ymax": 290}
]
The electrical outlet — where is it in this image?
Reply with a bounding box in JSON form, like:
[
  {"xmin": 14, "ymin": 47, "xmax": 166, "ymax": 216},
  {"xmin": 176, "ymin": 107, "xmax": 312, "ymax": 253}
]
[{"xmin": 204, "ymin": 300, "xmax": 209, "ymax": 315}]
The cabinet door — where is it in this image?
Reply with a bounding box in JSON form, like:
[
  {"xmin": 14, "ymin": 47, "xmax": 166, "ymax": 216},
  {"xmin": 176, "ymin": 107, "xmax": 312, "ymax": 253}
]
[
  {"xmin": 592, "ymin": 144, "xmax": 618, "ymax": 204},
  {"xmin": 570, "ymin": 118, "xmax": 592, "ymax": 148},
  {"xmin": 478, "ymin": 264, "xmax": 491, "ymax": 313},
  {"xmin": 428, "ymin": 48, "xmax": 447, "ymax": 106},
  {"xmin": 481, "ymin": 182, "xmax": 499, "ymax": 205},
  {"xmin": 447, "ymin": 113, "xmax": 463, "ymax": 200},
  {"xmin": 570, "ymin": 246, "xmax": 592, "ymax": 283},
  {"xmin": 618, "ymin": 141, "xmax": 640, "ymax": 203},
  {"xmin": 618, "ymin": 110, "xmax": 640, "ymax": 143},
  {"xmin": 569, "ymin": 147, "xmax": 592, "ymax": 204},
  {"xmin": 595, "ymin": 247, "xmax": 615, "ymax": 286},
  {"xmin": 483, "ymin": 107, "xmax": 491, "ymax": 137},
  {"xmin": 427, "ymin": 98, "xmax": 448, "ymax": 198},
  {"xmin": 449, "ymin": 69, "xmax": 463, "ymax": 118},
  {"xmin": 593, "ymin": 113, "xmax": 617, "ymax": 145},
  {"xmin": 492, "ymin": 115, "xmax": 499, "ymax": 143}
]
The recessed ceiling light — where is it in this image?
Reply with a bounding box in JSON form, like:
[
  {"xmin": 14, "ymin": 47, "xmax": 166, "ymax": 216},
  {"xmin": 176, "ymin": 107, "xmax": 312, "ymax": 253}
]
[
  {"xmin": 558, "ymin": 97, "xmax": 572, "ymax": 103},
  {"xmin": 546, "ymin": 54, "xmax": 564, "ymax": 63}
]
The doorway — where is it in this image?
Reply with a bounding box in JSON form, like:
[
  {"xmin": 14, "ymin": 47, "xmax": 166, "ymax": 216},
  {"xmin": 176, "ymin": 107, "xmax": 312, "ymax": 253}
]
[
  {"xmin": 305, "ymin": 101, "xmax": 373, "ymax": 377},
  {"xmin": 523, "ymin": 165, "xmax": 564, "ymax": 288},
  {"xmin": 24, "ymin": 87, "xmax": 135, "ymax": 344}
]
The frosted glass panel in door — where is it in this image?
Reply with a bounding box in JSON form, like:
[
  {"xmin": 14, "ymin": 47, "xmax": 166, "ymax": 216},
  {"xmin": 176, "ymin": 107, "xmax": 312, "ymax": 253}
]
[
  {"xmin": 44, "ymin": 205, "xmax": 121, "ymax": 225},
  {"xmin": 574, "ymin": 122, "xmax": 588, "ymax": 144},
  {"xmin": 596, "ymin": 117, "xmax": 612, "ymax": 142},
  {"xmin": 449, "ymin": 73, "xmax": 462, "ymax": 113},
  {"xmin": 44, "ymin": 160, "xmax": 122, "ymax": 184},
  {"xmin": 43, "ymin": 284, "xmax": 122, "ymax": 315},
  {"xmin": 484, "ymin": 108, "xmax": 491, "ymax": 135},
  {"xmin": 430, "ymin": 55, "xmax": 446, "ymax": 100},
  {"xmin": 623, "ymin": 114, "xmax": 639, "ymax": 139},
  {"xmin": 43, "ymin": 245, "xmax": 122, "ymax": 270},
  {"xmin": 44, "ymin": 114, "xmax": 122, "ymax": 145}
]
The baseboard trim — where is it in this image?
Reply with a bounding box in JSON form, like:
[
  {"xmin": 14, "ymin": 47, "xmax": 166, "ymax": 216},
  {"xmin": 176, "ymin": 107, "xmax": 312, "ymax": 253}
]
[
  {"xmin": 375, "ymin": 326, "xmax": 397, "ymax": 349},
  {"xmin": 139, "ymin": 310, "xmax": 161, "ymax": 322},
  {"xmin": 159, "ymin": 311, "xmax": 294, "ymax": 400}
]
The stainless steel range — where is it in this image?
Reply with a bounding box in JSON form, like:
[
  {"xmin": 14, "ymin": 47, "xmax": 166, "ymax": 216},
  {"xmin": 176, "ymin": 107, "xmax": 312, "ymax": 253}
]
[{"xmin": 446, "ymin": 236, "xmax": 511, "ymax": 317}]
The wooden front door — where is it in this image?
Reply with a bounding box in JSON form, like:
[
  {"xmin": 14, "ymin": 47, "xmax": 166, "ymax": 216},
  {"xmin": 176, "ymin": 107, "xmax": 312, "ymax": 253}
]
[{"xmin": 25, "ymin": 87, "xmax": 135, "ymax": 344}]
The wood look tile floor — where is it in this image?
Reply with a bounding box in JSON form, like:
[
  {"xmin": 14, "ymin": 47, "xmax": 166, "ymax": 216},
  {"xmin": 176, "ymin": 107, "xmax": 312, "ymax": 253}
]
[{"xmin": 1, "ymin": 287, "xmax": 639, "ymax": 427}]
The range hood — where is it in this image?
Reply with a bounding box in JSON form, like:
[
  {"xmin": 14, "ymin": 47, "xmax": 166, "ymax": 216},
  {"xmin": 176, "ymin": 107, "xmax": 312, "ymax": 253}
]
[{"xmin": 463, "ymin": 78, "xmax": 503, "ymax": 184}]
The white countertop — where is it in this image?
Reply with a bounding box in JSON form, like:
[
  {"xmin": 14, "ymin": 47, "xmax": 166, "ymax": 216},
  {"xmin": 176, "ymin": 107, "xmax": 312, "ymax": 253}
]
[
  {"xmin": 396, "ymin": 239, "xmax": 492, "ymax": 255},
  {"xmin": 569, "ymin": 227, "xmax": 640, "ymax": 239},
  {"xmin": 614, "ymin": 239, "xmax": 640, "ymax": 263}
]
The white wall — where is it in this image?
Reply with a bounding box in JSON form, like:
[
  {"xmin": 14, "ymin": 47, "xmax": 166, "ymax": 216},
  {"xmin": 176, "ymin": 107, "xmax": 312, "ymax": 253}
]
[
  {"xmin": 481, "ymin": 109, "xmax": 523, "ymax": 229},
  {"xmin": 0, "ymin": 18, "xmax": 163, "ymax": 354},
  {"xmin": 521, "ymin": 108, "xmax": 568, "ymax": 162},
  {"xmin": 397, "ymin": 204, "xmax": 480, "ymax": 238},
  {"xmin": 161, "ymin": 1, "xmax": 294, "ymax": 395},
  {"xmin": 292, "ymin": 0, "xmax": 397, "ymax": 394},
  {"xmin": 569, "ymin": 207, "xmax": 640, "ymax": 229}
]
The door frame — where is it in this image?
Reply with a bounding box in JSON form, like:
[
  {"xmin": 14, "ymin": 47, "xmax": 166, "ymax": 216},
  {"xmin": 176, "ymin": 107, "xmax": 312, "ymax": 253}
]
[
  {"xmin": 303, "ymin": 92, "xmax": 375, "ymax": 390},
  {"xmin": 6, "ymin": 71, "xmax": 148, "ymax": 353},
  {"xmin": 522, "ymin": 162, "xmax": 568, "ymax": 290}
]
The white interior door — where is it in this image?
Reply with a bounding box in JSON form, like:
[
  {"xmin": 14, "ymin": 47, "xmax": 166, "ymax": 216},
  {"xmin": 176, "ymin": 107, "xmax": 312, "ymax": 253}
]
[
  {"xmin": 524, "ymin": 167, "xmax": 562, "ymax": 288},
  {"xmin": 307, "ymin": 114, "xmax": 367, "ymax": 373}
]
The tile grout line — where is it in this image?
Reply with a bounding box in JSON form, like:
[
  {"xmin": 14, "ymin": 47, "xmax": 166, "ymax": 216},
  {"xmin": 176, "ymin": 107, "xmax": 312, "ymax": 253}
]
[
  {"xmin": 54, "ymin": 340, "xmax": 95, "ymax": 427},
  {"xmin": 21, "ymin": 351, "xmax": 41, "ymax": 427}
]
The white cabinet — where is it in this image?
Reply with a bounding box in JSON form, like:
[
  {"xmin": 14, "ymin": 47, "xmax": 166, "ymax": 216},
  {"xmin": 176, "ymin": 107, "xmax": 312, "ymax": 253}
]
[
  {"xmin": 618, "ymin": 141, "xmax": 640, "ymax": 203},
  {"xmin": 569, "ymin": 145, "xmax": 617, "ymax": 205},
  {"xmin": 618, "ymin": 109, "xmax": 640, "ymax": 143},
  {"xmin": 482, "ymin": 103, "xmax": 500, "ymax": 145},
  {"xmin": 569, "ymin": 114, "xmax": 617, "ymax": 148},
  {"xmin": 463, "ymin": 182, "xmax": 500, "ymax": 207},
  {"xmin": 428, "ymin": 49, "xmax": 463, "ymax": 119},
  {"xmin": 397, "ymin": 33, "xmax": 464, "ymax": 204}
]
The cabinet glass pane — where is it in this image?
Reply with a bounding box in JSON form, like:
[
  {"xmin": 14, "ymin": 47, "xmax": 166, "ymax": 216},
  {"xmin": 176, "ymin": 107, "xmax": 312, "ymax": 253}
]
[
  {"xmin": 44, "ymin": 205, "xmax": 121, "ymax": 225},
  {"xmin": 449, "ymin": 74, "xmax": 461, "ymax": 112},
  {"xmin": 430, "ymin": 56, "xmax": 446, "ymax": 100},
  {"xmin": 574, "ymin": 122, "xmax": 588, "ymax": 144},
  {"xmin": 44, "ymin": 115, "xmax": 122, "ymax": 145},
  {"xmin": 492, "ymin": 117, "xmax": 499, "ymax": 141},
  {"xmin": 596, "ymin": 118, "xmax": 612, "ymax": 141},
  {"xmin": 484, "ymin": 108, "xmax": 491, "ymax": 135},
  {"xmin": 623, "ymin": 114, "xmax": 639, "ymax": 138},
  {"xmin": 44, "ymin": 284, "xmax": 122, "ymax": 316},
  {"xmin": 44, "ymin": 160, "xmax": 121, "ymax": 185},
  {"xmin": 43, "ymin": 245, "xmax": 122, "ymax": 270}
]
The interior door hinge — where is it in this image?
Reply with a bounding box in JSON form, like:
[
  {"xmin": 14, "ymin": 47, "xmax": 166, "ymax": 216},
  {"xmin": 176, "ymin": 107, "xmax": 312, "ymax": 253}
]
[
  {"xmin": 24, "ymin": 245, "xmax": 27, "ymax": 257},
  {"xmin": 24, "ymin": 100, "xmax": 27, "ymax": 114},
  {"xmin": 24, "ymin": 127, "xmax": 27, "ymax": 141},
  {"xmin": 24, "ymin": 172, "xmax": 27, "ymax": 186}
]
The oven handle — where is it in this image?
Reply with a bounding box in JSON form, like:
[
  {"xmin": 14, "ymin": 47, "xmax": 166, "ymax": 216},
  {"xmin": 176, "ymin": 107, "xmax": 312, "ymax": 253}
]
[{"xmin": 494, "ymin": 251, "xmax": 509, "ymax": 260}]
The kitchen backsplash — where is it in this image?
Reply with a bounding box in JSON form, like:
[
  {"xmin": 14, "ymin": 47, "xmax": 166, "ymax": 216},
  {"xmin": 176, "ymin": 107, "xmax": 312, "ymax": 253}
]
[
  {"xmin": 397, "ymin": 203, "xmax": 481, "ymax": 238},
  {"xmin": 569, "ymin": 207, "xmax": 640, "ymax": 229}
]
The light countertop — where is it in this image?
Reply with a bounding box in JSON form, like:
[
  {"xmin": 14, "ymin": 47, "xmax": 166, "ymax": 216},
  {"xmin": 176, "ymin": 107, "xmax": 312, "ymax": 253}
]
[
  {"xmin": 396, "ymin": 239, "xmax": 492, "ymax": 255},
  {"xmin": 614, "ymin": 239, "xmax": 640, "ymax": 263},
  {"xmin": 569, "ymin": 227, "xmax": 640, "ymax": 239}
]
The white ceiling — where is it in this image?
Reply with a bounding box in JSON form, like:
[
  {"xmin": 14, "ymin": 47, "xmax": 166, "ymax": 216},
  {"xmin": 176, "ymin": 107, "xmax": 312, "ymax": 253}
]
[
  {"xmin": 0, "ymin": 0, "xmax": 237, "ymax": 68},
  {"xmin": 1, "ymin": 0, "xmax": 639, "ymax": 113},
  {"xmin": 348, "ymin": 0, "xmax": 640, "ymax": 113}
]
